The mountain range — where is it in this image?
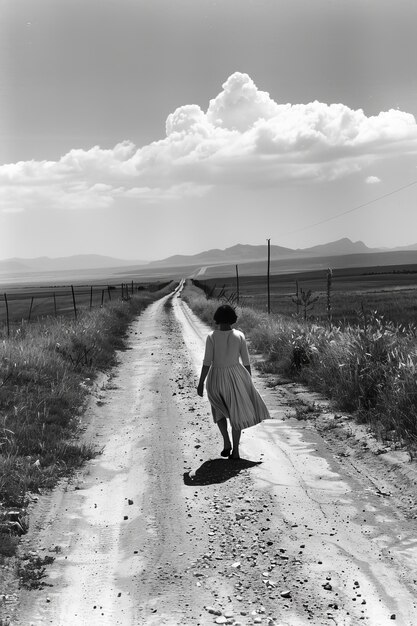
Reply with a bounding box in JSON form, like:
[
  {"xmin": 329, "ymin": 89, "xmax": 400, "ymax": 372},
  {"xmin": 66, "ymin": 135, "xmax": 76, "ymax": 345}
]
[
  {"xmin": 1, "ymin": 239, "xmax": 417, "ymax": 274},
  {"xmin": 148, "ymin": 238, "xmax": 377, "ymax": 267}
]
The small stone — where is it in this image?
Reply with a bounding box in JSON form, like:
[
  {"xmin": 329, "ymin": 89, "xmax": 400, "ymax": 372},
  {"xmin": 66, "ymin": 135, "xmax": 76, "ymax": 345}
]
[
  {"xmin": 205, "ymin": 607, "xmax": 222, "ymax": 616},
  {"xmin": 215, "ymin": 617, "xmax": 228, "ymax": 624},
  {"xmin": 280, "ymin": 590, "xmax": 291, "ymax": 598},
  {"xmin": 323, "ymin": 583, "xmax": 332, "ymax": 591},
  {"xmin": 390, "ymin": 615, "xmax": 396, "ymax": 621},
  {"xmin": 224, "ymin": 610, "xmax": 234, "ymax": 618}
]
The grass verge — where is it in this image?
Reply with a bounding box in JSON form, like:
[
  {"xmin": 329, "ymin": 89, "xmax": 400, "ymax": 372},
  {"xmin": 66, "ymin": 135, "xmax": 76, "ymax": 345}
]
[
  {"xmin": 0, "ymin": 282, "xmax": 176, "ymax": 558},
  {"xmin": 182, "ymin": 280, "xmax": 417, "ymax": 453}
]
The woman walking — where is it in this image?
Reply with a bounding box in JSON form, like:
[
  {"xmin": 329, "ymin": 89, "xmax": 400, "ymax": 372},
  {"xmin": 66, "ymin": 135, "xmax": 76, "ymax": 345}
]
[{"xmin": 197, "ymin": 304, "xmax": 270, "ymax": 459}]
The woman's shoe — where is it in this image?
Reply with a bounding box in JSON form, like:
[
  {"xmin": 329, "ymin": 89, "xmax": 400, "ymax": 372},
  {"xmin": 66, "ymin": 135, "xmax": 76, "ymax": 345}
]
[{"xmin": 221, "ymin": 447, "xmax": 232, "ymax": 457}]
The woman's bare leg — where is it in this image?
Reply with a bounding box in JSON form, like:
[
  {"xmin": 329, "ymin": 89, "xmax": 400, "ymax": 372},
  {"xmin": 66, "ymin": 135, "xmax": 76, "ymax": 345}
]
[
  {"xmin": 231, "ymin": 428, "xmax": 241, "ymax": 459},
  {"xmin": 216, "ymin": 418, "xmax": 231, "ymax": 454}
]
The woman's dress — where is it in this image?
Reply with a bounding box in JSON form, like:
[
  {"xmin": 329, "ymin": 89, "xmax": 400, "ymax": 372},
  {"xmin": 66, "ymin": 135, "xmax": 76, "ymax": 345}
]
[{"xmin": 203, "ymin": 329, "xmax": 270, "ymax": 430}]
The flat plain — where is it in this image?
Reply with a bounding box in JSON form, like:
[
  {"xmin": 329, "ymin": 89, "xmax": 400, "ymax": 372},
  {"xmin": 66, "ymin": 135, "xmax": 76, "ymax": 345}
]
[
  {"xmin": 2, "ymin": 257, "xmax": 417, "ymax": 328},
  {"xmin": 196, "ymin": 262, "xmax": 417, "ymax": 325}
]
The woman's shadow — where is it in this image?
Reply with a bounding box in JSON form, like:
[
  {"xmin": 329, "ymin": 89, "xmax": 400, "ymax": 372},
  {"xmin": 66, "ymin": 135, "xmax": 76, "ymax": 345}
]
[{"xmin": 183, "ymin": 457, "xmax": 262, "ymax": 486}]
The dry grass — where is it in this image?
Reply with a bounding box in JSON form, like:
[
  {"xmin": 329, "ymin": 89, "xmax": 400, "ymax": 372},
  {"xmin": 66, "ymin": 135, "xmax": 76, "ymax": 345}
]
[{"xmin": 0, "ymin": 282, "xmax": 176, "ymax": 556}]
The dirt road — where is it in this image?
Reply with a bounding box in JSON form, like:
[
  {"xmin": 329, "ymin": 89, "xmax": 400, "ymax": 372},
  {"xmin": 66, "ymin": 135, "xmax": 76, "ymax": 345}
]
[{"xmin": 5, "ymin": 285, "xmax": 417, "ymax": 625}]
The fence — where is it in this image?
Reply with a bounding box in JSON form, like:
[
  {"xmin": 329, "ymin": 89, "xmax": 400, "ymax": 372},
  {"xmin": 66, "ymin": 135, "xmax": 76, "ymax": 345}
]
[{"xmin": 1, "ymin": 280, "xmax": 169, "ymax": 336}]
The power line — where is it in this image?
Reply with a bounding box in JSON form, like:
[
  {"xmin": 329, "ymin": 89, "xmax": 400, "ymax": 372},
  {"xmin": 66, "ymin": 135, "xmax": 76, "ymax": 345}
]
[{"xmin": 286, "ymin": 178, "xmax": 417, "ymax": 236}]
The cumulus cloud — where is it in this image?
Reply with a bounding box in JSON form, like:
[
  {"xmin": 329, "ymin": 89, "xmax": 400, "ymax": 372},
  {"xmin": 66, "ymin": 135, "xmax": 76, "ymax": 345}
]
[
  {"xmin": 2, "ymin": 72, "xmax": 417, "ymax": 212},
  {"xmin": 365, "ymin": 175, "xmax": 382, "ymax": 184}
]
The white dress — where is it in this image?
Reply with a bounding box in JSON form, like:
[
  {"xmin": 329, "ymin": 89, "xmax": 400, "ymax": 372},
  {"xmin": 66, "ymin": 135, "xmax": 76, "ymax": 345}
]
[{"xmin": 203, "ymin": 329, "xmax": 270, "ymax": 430}]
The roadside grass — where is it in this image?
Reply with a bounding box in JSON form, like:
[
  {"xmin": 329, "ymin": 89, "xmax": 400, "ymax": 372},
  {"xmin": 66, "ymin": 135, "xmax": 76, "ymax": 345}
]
[
  {"xmin": 0, "ymin": 282, "xmax": 176, "ymax": 558},
  {"xmin": 182, "ymin": 280, "xmax": 417, "ymax": 452}
]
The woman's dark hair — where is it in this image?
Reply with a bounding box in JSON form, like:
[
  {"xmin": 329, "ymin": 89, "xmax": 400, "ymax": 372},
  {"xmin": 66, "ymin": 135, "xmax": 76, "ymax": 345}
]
[{"xmin": 213, "ymin": 304, "xmax": 238, "ymax": 325}]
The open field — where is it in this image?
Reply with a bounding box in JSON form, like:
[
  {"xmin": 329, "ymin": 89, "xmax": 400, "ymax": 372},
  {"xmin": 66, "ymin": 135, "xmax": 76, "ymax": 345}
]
[
  {"xmin": 0, "ymin": 279, "xmax": 173, "ymax": 329},
  {"xmin": 196, "ymin": 248, "xmax": 417, "ymax": 278},
  {"xmin": 0, "ymin": 261, "xmax": 202, "ymax": 330},
  {"xmin": 195, "ymin": 263, "xmax": 417, "ymax": 325},
  {"xmin": 0, "ymin": 262, "xmax": 201, "ymax": 289},
  {"xmin": 3, "ymin": 253, "xmax": 417, "ymax": 328}
]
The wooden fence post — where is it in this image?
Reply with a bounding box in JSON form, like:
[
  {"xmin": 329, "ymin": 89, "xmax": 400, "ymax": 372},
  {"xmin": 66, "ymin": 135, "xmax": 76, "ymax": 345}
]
[
  {"xmin": 28, "ymin": 296, "xmax": 34, "ymax": 322},
  {"xmin": 71, "ymin": 285, "xmax": 77, "ymax": 320},
  {"xmin": 4, "ymin": 293, "xmax": 10, "ymax": 337},
  {"xmin": 295, "ymin": 280, "xmax": 299, "ymax": 316},
  {"xmin": 131, "ymin": 280, "xmax": 134, "ymax": 295},
  {"xmin": 107, "ymin": 286, "xmax": 112, "ymax": 301},
  {"xmin": 53, "ymin": 293, "xmax": 57, "ymax": 316},
  {"xmin": 235, "ymin": 264, "xmax": 240, "ymax": 306},
  {"xmin": 90, "ymin": 285, "xmax": 93, "ymax": 309},
  {"xmin": 327, "ymin": 268, "xmax": 333, "ymax": 324},
  {"xmin": 101, "ymin": 289, "xmax": 105, "ymax": 306}
]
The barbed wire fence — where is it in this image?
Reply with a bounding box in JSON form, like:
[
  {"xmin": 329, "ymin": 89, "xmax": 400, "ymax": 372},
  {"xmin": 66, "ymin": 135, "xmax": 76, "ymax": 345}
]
[{"xmin": 1, "ymin": 280, "xmax": 167, "ymax": 337}]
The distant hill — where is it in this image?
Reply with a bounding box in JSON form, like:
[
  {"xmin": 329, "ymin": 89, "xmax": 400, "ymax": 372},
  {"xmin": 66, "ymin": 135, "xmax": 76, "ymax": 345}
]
[
  {"xmin": 300, "ymin": 238, "xmax": 377, "ymax": 256},
  {"xmin": 0, "ymin": 259, "xmax": 29, "ymax": 273},
  {"xmin": 149, "ymin": 238, "xmax": 383, "ymax": 268},
  {"xmin": 0, "ymin": 254, "xmax": 148, "ymax": 274},
  {"xmin": 149, "ymin": 243, "xmax": 298, "ymax": 267}
]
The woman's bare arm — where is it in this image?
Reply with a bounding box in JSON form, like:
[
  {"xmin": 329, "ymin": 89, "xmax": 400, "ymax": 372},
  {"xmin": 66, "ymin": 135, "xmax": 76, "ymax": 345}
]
[{"xmin": 197, "ymin": 364, "xmax": 210, "ymax": 396}]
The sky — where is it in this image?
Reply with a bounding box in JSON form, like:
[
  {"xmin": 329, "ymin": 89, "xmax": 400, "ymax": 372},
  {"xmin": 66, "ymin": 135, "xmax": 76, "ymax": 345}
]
[{"xmin": 2, "ymin": 0, "xmax": 417, "ymax": 262}]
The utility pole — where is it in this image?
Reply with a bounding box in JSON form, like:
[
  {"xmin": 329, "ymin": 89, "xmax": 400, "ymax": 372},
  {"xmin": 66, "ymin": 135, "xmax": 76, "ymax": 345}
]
[{"xmin": 267, "ymin": 238, "xmax": 271, "ymax": 314}]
